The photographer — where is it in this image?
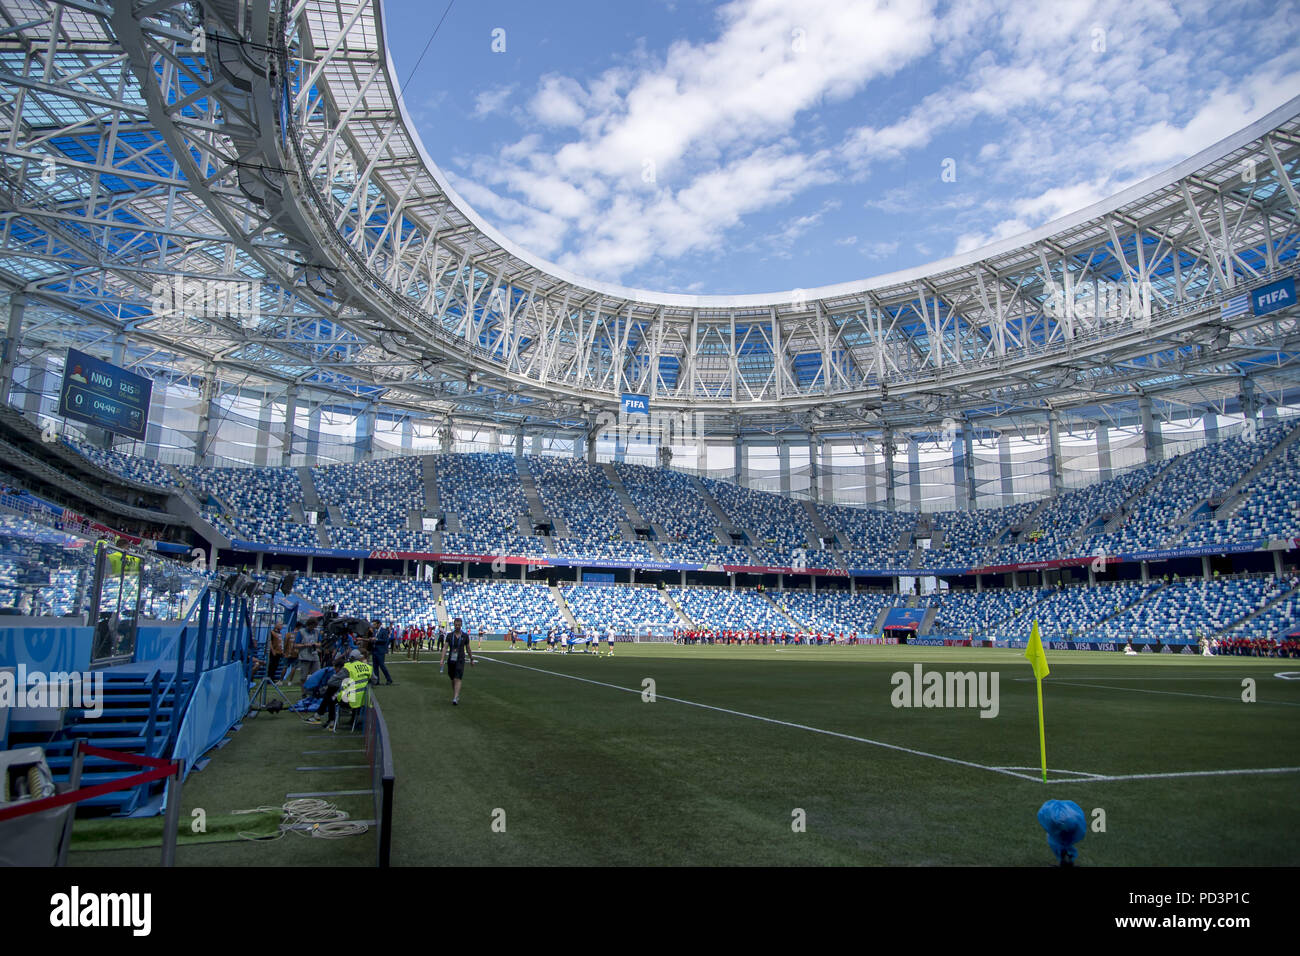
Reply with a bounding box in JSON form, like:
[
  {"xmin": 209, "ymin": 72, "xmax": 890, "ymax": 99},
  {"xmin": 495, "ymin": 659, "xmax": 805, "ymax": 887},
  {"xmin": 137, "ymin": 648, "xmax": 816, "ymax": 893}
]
[{"xmin": 294, "ymin": 622, "xmax": 321, "ymax": 685}]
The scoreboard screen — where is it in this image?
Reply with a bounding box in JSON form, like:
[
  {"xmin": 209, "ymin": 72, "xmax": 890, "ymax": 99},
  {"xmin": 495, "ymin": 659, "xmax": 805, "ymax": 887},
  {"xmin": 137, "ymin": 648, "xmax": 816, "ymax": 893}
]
[{"xmin": 56, "ymin": 348, "xmax": 153, "ymax": 442}]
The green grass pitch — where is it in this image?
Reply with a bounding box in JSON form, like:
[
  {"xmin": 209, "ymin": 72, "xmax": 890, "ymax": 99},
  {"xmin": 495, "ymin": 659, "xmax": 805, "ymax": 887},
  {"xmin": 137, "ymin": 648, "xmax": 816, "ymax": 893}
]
[{"xmin": 70, "ymin": 643, "xmax": 1300, "ymax": 866}]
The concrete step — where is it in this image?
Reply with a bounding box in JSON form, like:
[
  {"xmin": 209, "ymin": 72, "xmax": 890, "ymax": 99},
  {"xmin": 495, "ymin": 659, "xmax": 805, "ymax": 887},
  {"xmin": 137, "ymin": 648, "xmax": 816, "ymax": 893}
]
[
  {"xmin": 603, "ymin": 462, "xmax": 647, "ymax": 524},
  {"xmin": 164, "ymin": 490, "xmax": 231, "ymax": 552},
  {"xmin": 1106, "ymin": 459, "xmax": 1179, "ymax": 532},
  {"xmin": 422, "ymin": 455, "xmax": 441, "ymax": 513},
  {"xmin": 431, "ymin": 579, "xmax": 449, "ymax": 627},
  {"xmin": 297, "ymin": 466, "xmax": 322, "ymax": 512},
  {"xmin": 662, "ymin": 590, "xmax": 695, "ymax": 628},
  {"xmin": 1082, "ymin": 581, "xmax": 1167, "ymax": 635},
  {"xmin": 690, "ymin": 475, "xmax": 737, "ymax": 532},
  {"xmin": 549, "ymin": 585, "xmax": 578, "ymax": 630},
  {"xmin": 761, "ymin": 591, "xmax": 802, "ymax": 630}
]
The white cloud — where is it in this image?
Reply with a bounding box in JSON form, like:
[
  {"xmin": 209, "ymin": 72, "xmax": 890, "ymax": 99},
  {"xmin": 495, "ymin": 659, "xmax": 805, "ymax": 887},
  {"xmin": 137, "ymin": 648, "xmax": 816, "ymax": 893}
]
[
  {"xmin": 530, "ymin": 75, "xmax": 587, "ymax": 127},
  {"xmin": 473, "ymin": 85, "xmax": 515, "ymax": 118},
  {"xmin": 423, "ymin": 0, "xmax": 1300, "ymax": 286}
]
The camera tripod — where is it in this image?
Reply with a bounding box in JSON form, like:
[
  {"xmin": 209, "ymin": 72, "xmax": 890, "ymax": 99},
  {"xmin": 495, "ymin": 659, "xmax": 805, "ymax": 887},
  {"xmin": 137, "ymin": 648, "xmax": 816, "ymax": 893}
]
[{"xmin": 248, "ymin": 673, "xmax": 291, "ymax": 717}]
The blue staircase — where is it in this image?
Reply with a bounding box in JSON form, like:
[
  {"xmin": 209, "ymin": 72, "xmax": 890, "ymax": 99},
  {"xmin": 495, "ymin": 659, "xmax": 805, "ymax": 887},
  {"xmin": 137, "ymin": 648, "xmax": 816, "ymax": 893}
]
[
  {"xmin": 39, "ymin": 667, "xmax": 192, "ymax": 815},
  {"xmin": 10, "ymin": 587, "xmax": 256, "ymax": 817}
]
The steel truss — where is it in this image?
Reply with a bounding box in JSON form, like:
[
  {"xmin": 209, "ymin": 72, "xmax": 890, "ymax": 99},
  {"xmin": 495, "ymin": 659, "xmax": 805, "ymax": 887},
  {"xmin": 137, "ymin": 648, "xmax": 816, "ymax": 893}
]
[{"xmin": 0, "ymin": 0, "xmax": 1297, "ymax": 446}]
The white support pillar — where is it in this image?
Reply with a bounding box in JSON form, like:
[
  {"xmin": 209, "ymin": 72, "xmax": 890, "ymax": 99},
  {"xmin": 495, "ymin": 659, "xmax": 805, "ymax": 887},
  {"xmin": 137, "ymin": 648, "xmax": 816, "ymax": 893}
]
[
  {"xmin": 282, "ymin": 386, "xmax": 298, "ymax": 466},
  {"xmin": 0, "ymin": 292, "xmax": 26, "ymax": 403},
  {"xmin": 1047, "ymin": 409, "xmax": 1063, "ymax": 495},
  {"xmin": 883, "ymin": 427, "xmax": 897, "ymax": 512},
  {"xmin": 1139, "ymin": 394, "xmax": 1162, "ymax": 464}
]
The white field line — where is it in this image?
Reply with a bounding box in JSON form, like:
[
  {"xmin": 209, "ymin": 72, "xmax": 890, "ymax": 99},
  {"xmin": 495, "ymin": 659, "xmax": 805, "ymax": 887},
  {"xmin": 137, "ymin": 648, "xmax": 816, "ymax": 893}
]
[
  {"xmin": 477, "ymin": 653, "xmax": 1030, "ymax": 782},
  {"xmin": 1017, "ymin": 678, "xmax": 1300, "ymax": 707},
  {"xmin": 476, "ymin": 655, "xmax": 1300, "ymax": 785}
]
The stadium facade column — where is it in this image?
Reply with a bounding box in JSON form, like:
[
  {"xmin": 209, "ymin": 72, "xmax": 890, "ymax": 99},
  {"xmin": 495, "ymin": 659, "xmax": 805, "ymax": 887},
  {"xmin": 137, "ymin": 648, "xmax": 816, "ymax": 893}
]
[
  {"xmin": 306, "ymin": 555, "xmax": 313, "ymax": 575},
  {"xmin": 1047, "ymin": 409, "xmax": 1063, "ymax": 495},
  {"xmin": 1240, "ymin": 377, "xmax": 1258, "ymax": 425},
  {"xmin": 282, "ymin": 387, "xmax": 298, "ymax": 466},
  {"xmin": 21, "ymin": 352, "xmax": 47, "ymax": 418},
  {"xmin": 1202, "ymin": 556, "xmax": 1211, "ymax": 581},
  {"xmin": 585, "ymin": 414, "xmax": 598, "ymax": 465},
  {"xmin": 514, "ymin": 426, "xmax": 524, "ymax": 458},
  {"xmin": 1096, "ymin": 423, "xmax": 1112, "ymax": 481},
  {"xmin": 733, "ymin": 433, "xmax": 745, "ymax": 484},
  {"xmin": 359, "ymin": 403, "xmax": 377, "ymax": 460},
  {"xmin": 0, "ymin": 291, "xmax": 26, "ymax": 404},
  {"xmin": 963, "ymin": 421, "xmax": 977, "ymax": 509},
  {"xmin": 808, "ymin": 436, "xmax": 820, "ymax": 504},
  {"xmin": 998, "ymin": 432, "xmax": 1014, "ymax": 503},
  {"xmin": 306, "ymin": 405, "xmax": 322, "ymax": 462},
  {"xmin": 883, "ymin": 426, "xmax": 897, "ymax": 512},
  {"xmin": 779, "ymin": 441, "xmax": 791, "ymax": 495},
  {"xmin": 439, "ymin": 422, "xmax": 452, "ymax": 455},
  {"xmin": 254, "ymin": 391, "xmax": 273, "ymax": 466},
  {"xmin": 401, "ymin": 415, "xmax": 413, "ymax": 453},
  {"xmin": 821, "ymin": 438, "xmax": 833, "ymax": 503},
  {"xmin": 358, "ymin": 558, "xmax": 365, "ymax": 579},
  {"xmin": 906, "ymin": 434, "xmax": 920, "ymax": 510},
  {"xmin": 1139, "ymin": 393, "xmax": 1163, "ymax": 463},
  {"xmin": 193, "ymin": 370, "xmax": 219, "ymax": 465},
  {"xmin": 1203, "ymin": 411, "xmax": 1219, "ymax": 445}
]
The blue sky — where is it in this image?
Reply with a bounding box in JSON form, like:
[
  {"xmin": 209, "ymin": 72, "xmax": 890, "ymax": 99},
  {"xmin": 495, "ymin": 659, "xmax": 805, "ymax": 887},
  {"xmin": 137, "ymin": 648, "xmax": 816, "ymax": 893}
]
[{"xmin": 382, "ymin": 0, "xmax": 1300, "ymax": 296}]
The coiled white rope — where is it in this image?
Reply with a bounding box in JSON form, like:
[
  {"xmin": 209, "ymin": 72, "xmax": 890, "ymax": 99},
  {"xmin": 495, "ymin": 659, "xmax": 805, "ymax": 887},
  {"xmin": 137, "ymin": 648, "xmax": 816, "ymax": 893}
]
[{"xmin": 234, "ymin": 798, "xmax": 369, "ymax": 840}]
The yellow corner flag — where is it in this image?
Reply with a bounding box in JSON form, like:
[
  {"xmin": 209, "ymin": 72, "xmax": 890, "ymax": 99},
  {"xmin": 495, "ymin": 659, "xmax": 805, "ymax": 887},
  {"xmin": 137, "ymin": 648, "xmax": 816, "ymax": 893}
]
[
  {"xmin": 1024, "ymin": 621, "xmax": 1050, "ymax": 782},
  {"xmin": 1025, "ymin": 620, "xmax": 1050, "ymax": 681}
]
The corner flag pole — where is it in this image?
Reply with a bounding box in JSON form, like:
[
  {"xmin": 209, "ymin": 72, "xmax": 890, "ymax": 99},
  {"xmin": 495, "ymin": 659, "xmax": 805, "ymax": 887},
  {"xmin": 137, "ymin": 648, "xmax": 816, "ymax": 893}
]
[{"xmin": 1024, "ymin": 620, "xmax": 1050, "ymax": 783}]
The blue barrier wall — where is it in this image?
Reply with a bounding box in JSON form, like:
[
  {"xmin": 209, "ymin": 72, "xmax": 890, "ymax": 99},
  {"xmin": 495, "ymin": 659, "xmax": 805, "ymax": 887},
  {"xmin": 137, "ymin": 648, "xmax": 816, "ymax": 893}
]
[
  {"xmin": 134, "ymin": 622, "xmax": 196, "ymax": 672},
  {"xmin": 0, "ymin": 621, "xmax": 93, "ymax": 672},
  {"xmin": 168, "ymin": 661, "xmax": 249, "ymax": 783}
]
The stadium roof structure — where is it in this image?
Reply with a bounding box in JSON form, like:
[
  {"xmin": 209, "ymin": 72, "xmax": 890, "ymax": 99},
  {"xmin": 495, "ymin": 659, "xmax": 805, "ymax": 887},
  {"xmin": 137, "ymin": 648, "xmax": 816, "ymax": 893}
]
[{"xmin": 1, "ymin": 0, "xmax": 1299, "ymax": 443}]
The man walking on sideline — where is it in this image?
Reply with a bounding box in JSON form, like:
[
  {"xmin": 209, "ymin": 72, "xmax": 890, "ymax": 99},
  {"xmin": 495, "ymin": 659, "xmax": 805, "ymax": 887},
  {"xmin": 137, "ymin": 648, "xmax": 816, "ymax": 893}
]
[
  {"xmin": 439, "ymin": 617, "xmax": 474, "ymax": 705},
  {"xmin": 371, "ymin": 620, "xmax": 395, "ymax": 685}
]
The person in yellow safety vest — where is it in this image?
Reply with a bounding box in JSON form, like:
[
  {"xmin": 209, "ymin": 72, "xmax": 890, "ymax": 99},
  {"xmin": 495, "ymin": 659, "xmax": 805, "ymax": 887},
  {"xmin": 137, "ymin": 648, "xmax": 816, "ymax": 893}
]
[{"xmin": 339, "ymin": 652, "xmax": 372, "ymax": 709}]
